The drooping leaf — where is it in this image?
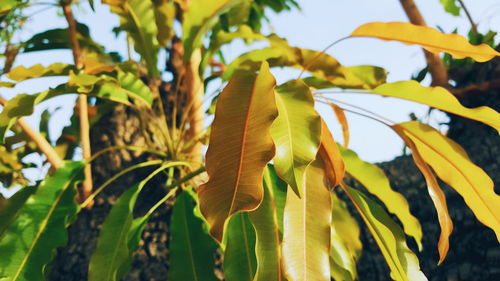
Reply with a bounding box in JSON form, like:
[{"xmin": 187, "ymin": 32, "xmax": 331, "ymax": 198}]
[
  {"xmin": 439, "ymin": 0, "xmax": 460, "ymax": 16},
  {"xmin": 271, "ymin": 80, "xmax": 321, "ymax": 197},
  {"xmin": 392, "ymin": 121, "xmax": 500, "ymax": 243},
  {"xmin": 350, "ymin": 22, "xmax": 500, "ymax": 62},
  {"xmin": 330, "ymin": 191, "xmax": 362, "ymax": 281},
  {"xmin": 0, "ymin": 161, "xmax": 84, "ymax": 281},
  {"xmin": 104, "ymin": 0, "xmax": 159, "ymax": 76},
  {"xmin": 343, "ymin": 185, "xmax": 427, "ymax": 281},
  {"xmin": 248, "ymin": 167, "xmax": 283, "ymax": 281},
  {"xmin": 0, "ymin": 186, "xmax": 35, "ymax": 238},
  {"xmin": 88, "ymin": 184, "xmax": 141, "ymax": 281},
  {"xmin": 392, "ymin": 127, "xmax": 452, "ymax": 264},
  {"xmin": 198, "ymin": 62, "xmax": 278, "ymax": 241},
  {"xmin": 7, "ymin": 63, "xmax": 74, "ymax": 82},
  {"xmin": 223, "ymin": 46, "xmax": 387, "ymax": 89},
  {"xmin": 182, "ymin": 0, "xmax": 236, "ymax": 61},
  {"xmin": 282, "ymin": 159, "xmax": 331, "ymax": 281},
  {"xmin": 266, "ymin": 164, "xmax": 287, "ymax": 235},
  {"xmin": 339, "ymin": 146, "xmax": 423, "ymax": 250},
  {"xmin": 318, "ymin": 119, "xmax": 345, "ymax": 188},
  {"xmin": 168, "ymin": 191, "xmax": 219, "ymax": 281},
  {"xmin": 0, "ymin": 84, "xmax": 76, "ymax": 142},
  {"xmin": 89, "ymin": 161, "xmax": 186, "ymax": 281},
  {"xmin": 223, "ymin": 212, "xmax": 257, "ymax": 281},
  {"xmin": 371, "ymin": 80, "xmax": 500, "ymax": 133},
  {"xmin": 153, "ymin": 0, "xmax": 175, "ymax": 47},
  {"xmin": 330, "ymin": 103, "xmax": 350, "ymax": 148},
  {"xmin": 23, "ymin": 23, "xmax": 105, "ymax": 55}
]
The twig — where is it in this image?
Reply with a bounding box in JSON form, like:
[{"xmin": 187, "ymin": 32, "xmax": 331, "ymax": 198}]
[
  {"xmin": 457, "ymin": 0, "xmax": 478, "ymax": 35},
  {"xmin": 0, "ymin": 96, "xmax": 63, "ymax": 168},
  {"xmin": 399, "ymin": 0, "xmax": 449, "ymax": 87},
  {"xmin": 61, "ymin": 1, "xmax": 93, "ymax": 204},
  {"xmin": 452, "ymin": 79, "xmax": 500, "ymax": 97}
]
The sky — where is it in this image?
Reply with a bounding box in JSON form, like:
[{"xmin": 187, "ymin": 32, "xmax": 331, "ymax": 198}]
[{"xmin": 1, "ymin": 0, "xmax": 499, "ymax": 195}]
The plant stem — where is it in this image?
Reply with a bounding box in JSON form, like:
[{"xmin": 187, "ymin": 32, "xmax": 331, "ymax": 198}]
[
  {"xmin": 399, "ymin": 0, "xmax": 449, "ymax": 87},
  {"xmin": 61, "ymin": 1, "xmax": 93, "ymax": 204},
  {"xmin": 456, "ymin": 0, "xmax": 478, "ymax": 35},
  {"xmin": 0, "ymin": 95, "xmax": 63, "ymax": 168},
  {"xmin": 184, "ymin": 49, "xmax": 204, "ymax": 162}
]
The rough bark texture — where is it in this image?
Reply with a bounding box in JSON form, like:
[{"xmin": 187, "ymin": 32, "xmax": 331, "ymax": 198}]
[{"xmin": 356, "ymin": 56, "xmax": 500, "ymax": 280}]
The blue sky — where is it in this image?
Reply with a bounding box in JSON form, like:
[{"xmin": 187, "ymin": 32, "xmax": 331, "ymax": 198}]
[{"xmin": 1, "ymin": 0, "xmax": 499, "ymax": 194}]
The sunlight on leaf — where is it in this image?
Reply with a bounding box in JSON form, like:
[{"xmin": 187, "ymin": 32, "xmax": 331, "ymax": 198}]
[
  {"xmin": 393, "ymin": 122, "xmax": 500, "ymax": 243},
  {"xmin": 282, "ymin": 159, "xmax": 331, "ymax": 281},
  {"xmin": 318, "ymin": 119, "xmax": 345, "ymax": 188},
  {"xmin": 271, "ymin": 80, "xmax": 321, "ymax": 197},
  {"xmin": 351, "ymin": 22, "xmax": 500, "ymax": 62},
  {"xmin": 329, "ymin": 103, "xmax": 350, "ymax": 149},
  {"xmin": 198, "ymin": 62, "xmax": 278, "ymax": 241},
  {"xmin": 343, "ymin": 184, "xmax": 427, "ymax": 281},
  {"xmin": 371, "ymin": 81, "xmax": 500, "ymax": 133},
  {"xmin": 224, "ymin": 213, "xmax": 257, "ymax": 281}
]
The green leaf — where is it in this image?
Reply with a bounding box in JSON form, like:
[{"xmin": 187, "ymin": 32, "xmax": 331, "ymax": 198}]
[
  {"xmin": 339, "ymin": 146, "xmax": 423, "ymax": 250},
  {"xmin": 7, "ymin": 63, "xmax": 74, "ymax": 82},
  {"xmin": 0, "ymin": 0, "xmax": 18, "ymax": 14},
  {"xmin": 23, "ymin": 24, "xmax": 105, "ymax": 54},
  {"xmin": 343, "ymin": 185, "xmax": 427, "ymax": 281},
  {"xmin": 248, "ymin": 167, "xmax": 284, "ymax": 281},
  {"xmin": 89, "ymin": 162, "xmax": 185, "ymax": 281},
  {"xmin": 266, "ymin": 164, "xmax": 287, "ymax": 235},
  {"xmin": 282, "ymin": 159, "xmax": 331, "ymax": 281},
  {"xmin": 0, "ymin": 82, "xmax": 15, "ymax": 88},
  {"xmin": 271, "ymin": 80, "xmax": 321, "ymax": 197},
  {"xmin": 372, "ymin": 81, "xmax": 500, "ymax": 133},
  {"xmin": 182, "ymin": 0, "xmax": 236, "ymax": 61},
  {"xmin": 330, "ymin": 191, "xmax": 361, "ymax": 281},
  {"xmin": 168, "ymin": 191, "xmax": 219, "ymax": 281},
  {"xmin": 303, "ymin": 65, "xmax": 387, "ymax": 90},
  {"xmin": 0, "ymin": 186, "xmax": 35, "ymax": 238},
  {"xmin": 0, "ymin": 161, "xmax": 84, "ymax": 281},
  {"xmin": 223, "ymin": 212, "xmax": 257, "ymax": 281},
  {"xmin": 439, "ymin": 0, "xmax": 460, "ymax": 16},
  {"xmin": 153, "ymin": 0, "xmax": 175, "ymax": 47},
  {"xmin": 104, "ymin": 0, "xmax": 159, "ymax": 76},
  {"xmin": 0, "ymin": 84, "xmax": 76, "ymax": 142}
]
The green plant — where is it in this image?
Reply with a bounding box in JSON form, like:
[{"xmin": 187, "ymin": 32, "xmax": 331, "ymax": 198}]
[{"xmin": 0, "ymin": 0, "xmax": 499, "ymax": 280}]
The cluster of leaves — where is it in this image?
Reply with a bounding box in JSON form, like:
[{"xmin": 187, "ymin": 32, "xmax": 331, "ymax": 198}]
[{"xmin": 0, "ymin": 1, "xmax": 499, "ymax": 281}]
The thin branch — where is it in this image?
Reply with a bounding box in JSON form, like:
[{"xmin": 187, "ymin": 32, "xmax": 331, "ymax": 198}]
[
  {"xmin": 457, "ymin": 0, "xmax": 478, "ymax": 35},
  {"xmin": 0, "ymin": 95, "xmax": 63, "ymax": 168},
  {"xmin": 61, "ymin": 1, "xmax": 93, "ymax": 204},
  {"xmin": 399, "ymin": 0, "xmax": 449, "ymax": 87}
]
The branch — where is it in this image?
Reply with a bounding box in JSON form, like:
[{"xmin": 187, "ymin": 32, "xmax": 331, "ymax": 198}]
[
  {"xmin": 457, "ymin": 0, "xmax": 478, "ymax": 35},
  {"xmin": 399, "ymin": 0, "xmax": 449, "ymax": 87},
  {"xmin": 452, "ymin": 79, "xmax": 500, "ymax": 98},
  {"xmin": 0, "ymin": 96, "xmax": 63, "ymax": 168},
  {"xmin": 61, "ymin": 1, "xmax": 93, "ymax": 204},
  {"xmin": 184, "ymin": 49, "xmax": 204, "ymax": 162}
]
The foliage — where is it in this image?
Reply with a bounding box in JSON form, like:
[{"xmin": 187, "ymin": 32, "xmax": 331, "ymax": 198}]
[{"xmin": 0, "ymin": 1, "xmax": 499, "ymax": 281}]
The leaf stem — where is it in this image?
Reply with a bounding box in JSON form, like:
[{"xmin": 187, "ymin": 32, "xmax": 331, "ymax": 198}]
[
  {"xmin": 456, "ymin": 0, "xmax": 478, "ymax": 35},
  {"xmin": 0, "ymin": 95, "xmax": 63, "ymax": 168}
]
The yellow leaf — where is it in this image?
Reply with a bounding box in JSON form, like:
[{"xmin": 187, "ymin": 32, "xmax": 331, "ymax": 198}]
[
  {"xmin": 318, "ymin": 119, "xmax": 345, "ymax": 188},
  {"xmin": 372, "ymin": 81, "xmax": 500, "ymax": 133},
  {"xmin": 351, "ymin": 22, "xmax": 500, "ymax": 62},
  {"xmin": 393, "ymin": 121, "xmax": 500, "ymax": 243},
  {"xmin": 329, "ymin": 103, "xmax": 350, "ymax": 149},
  {"xmin": 198, "ymin": 62, "xmax": 278, "ymax": 242},
  {"xmin": 282, "ymin": 159, "xmax": 331, "ymax": 281},
  {"xmin": 339, "ymin": 146, "xmax": 422, "ymax": 250},
  {"xmin": 392, "ymin": 126, "xmax": 452, "ymax": 264}
]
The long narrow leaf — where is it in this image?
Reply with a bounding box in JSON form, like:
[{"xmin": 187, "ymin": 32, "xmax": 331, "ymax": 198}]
[
  {"xmin": 392, "ymin": 121, "xmax": 500, "ymax": 242},
  {"xmin": 198, "ymin": 62, "xmax": 278, "ymax": 241},
  {"xmin": 351, "ymin": 22, "xmax": 500, "ymax": 62},
  {"xmin": 342, "ymin": 184, "xmax": 427, "ymax": 281},
  {"xmin": 168, "ymin": 191, "xmax": 219, "ymax": 281},
  {"xmin": 0, "ymin": 161, "xmax": 84, "ymax": 281},
  {"xmin": 339, "ymin": 146, "xmax": 422, "ymax": 250},
  {"xmin": 0, "ymin": 186, "xmax": 36, "ymax": 238},
  {"xmin": 318, "ymin": 119, "xmax": 345, "ymax": 188},
  {"xmin": 223, "ymin": 213, "xmax": 257, "ymax": 281},
  {"xmin": 371, "ymin": 81, "xmax": 500, "ymax": 133},
  {"xmin": 282, "ymin": 159, "xmax": 331, "ymax": 281},
  {"xmin": 248, "ymin": 167, "xmax": 283, "ymax": 281}
]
